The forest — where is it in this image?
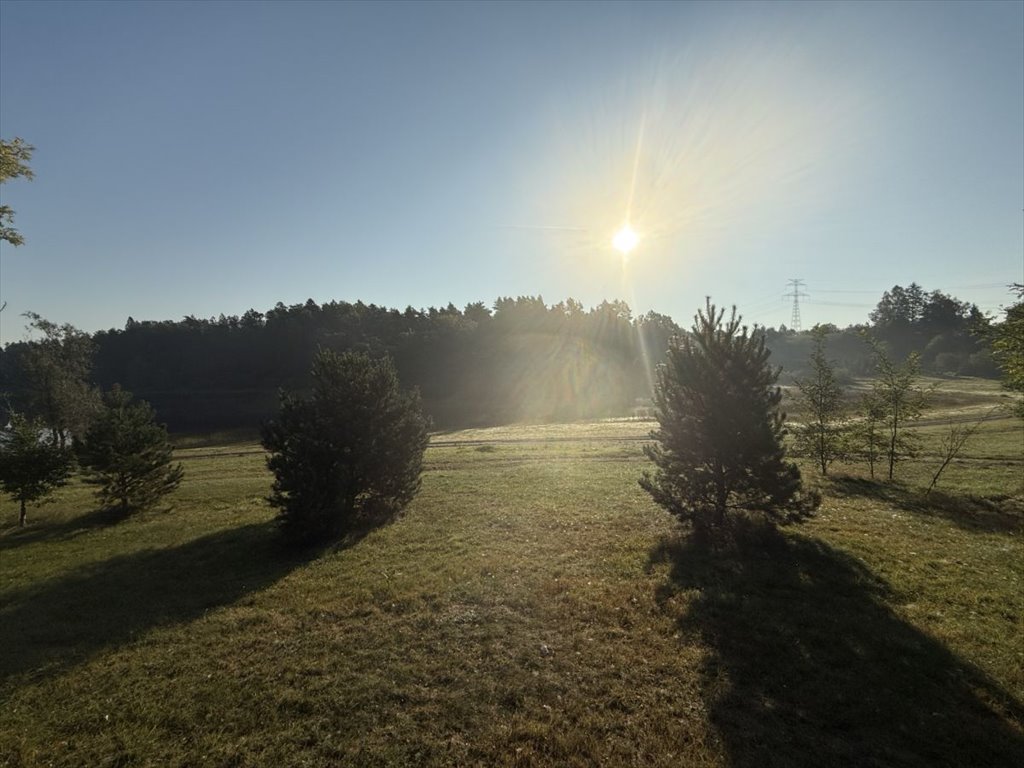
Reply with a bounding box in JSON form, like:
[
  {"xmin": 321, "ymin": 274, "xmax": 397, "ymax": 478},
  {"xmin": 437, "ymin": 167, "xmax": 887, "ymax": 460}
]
[{"xmin": 0, "ymin": 283, "xmax": 1002, "ymax": 433}]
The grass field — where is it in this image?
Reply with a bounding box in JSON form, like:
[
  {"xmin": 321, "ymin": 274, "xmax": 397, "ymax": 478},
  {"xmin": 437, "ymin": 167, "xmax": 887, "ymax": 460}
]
[{"xmin": 1, "ymin": 378, "xmax": 1022, "ymax": 766}]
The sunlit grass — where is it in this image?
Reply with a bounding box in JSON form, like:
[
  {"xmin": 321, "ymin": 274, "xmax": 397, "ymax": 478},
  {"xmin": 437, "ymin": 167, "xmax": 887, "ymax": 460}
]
[{"xmin": 0, "ymin": 391, "xmax": 1021, "ymax": 766}]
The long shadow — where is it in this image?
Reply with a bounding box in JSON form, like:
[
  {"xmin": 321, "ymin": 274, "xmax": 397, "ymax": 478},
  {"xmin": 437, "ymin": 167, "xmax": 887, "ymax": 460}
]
[
  {"xmin": 650, "ymin": 522, "xmax": 1024, "ymax": 768},
  {"xmin": 0, "ymin": 506, "xmax": 140, "ymax": 551},
  {"xmin": 0, "ymin": 521, "xmax": 320, "ymax": 689},
  {"xmin": 828, "ymin": 475, "xmax": 1023, "ymax": 534}
]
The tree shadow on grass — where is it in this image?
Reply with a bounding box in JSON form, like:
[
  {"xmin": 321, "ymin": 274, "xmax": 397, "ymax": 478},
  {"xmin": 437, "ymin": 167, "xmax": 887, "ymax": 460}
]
[
  {"xmin": 0, "ymin": 520, "xmax": 323, "ymax": 690},
  {"xmin": 650, "ymin": 522, "xmax": 1024, "ymax": 768},
  {"xmin": 0, "ymin": 505, "xmax": 140, "ymax": 551},
  {"xmin": 828, "ymin": 475, "xmax": 1023, "ymax": 534}
]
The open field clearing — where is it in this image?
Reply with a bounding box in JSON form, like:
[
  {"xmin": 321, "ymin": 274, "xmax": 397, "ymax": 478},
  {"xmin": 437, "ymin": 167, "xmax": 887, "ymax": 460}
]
[{"xmin": 1, "ymin": 381, "xmax": 1021, "ymax": 767}]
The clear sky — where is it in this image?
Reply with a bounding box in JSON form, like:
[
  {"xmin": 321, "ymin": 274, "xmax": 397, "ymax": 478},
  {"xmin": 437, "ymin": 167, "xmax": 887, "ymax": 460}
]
[{"xmin": 1, "ymin": 0, "xmax": 1021, "ymax": 344}]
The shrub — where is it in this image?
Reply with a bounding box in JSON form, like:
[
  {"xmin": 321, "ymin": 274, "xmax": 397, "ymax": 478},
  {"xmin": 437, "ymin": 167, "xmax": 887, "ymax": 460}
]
[{"xmin": 261, "ymin": 349, "xmax": 430, "ymax": 544}]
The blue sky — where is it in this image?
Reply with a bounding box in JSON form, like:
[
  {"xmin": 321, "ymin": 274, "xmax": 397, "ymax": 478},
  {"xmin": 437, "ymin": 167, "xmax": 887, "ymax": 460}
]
[{"xmin": 1, "ymin": 0, "xmax": 1021, "ymax": 344}]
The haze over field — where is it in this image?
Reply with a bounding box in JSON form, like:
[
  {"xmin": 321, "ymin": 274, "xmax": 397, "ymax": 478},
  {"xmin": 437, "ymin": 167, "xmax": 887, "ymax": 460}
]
[
  {"xmin": 1, "ymin": 1, "xmax": 1021, "ymax": 344},
  {"xmin": 2, "ymin": 6, "xmax": 1023, "ymax": 763}
]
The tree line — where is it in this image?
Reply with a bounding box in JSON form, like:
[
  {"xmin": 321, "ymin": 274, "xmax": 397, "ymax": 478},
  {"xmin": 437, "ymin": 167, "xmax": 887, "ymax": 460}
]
[
  {"xmin": 792, "ymin": 283, "xmax": 1024, "ymax": 488},
  {"xmin": 765, "ymin": 283, "xmax": 996, "ymax": 381},
  {"xmin": 0, "ymin": 285, "xmax": 1003, "ymax": 434},
  {"xmin": 1, "ymin": 297, "xmax": 680, "ymax": 431},
  {"xmin": 3, "ymin": 287, "xmax": 1020, "ymax": 540}
]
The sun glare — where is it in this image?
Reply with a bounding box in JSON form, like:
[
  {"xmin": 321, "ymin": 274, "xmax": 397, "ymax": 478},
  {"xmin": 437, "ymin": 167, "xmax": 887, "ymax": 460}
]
[{"xmin": 612, "ymin": 224, "xmax": 639, "ymax": 256}]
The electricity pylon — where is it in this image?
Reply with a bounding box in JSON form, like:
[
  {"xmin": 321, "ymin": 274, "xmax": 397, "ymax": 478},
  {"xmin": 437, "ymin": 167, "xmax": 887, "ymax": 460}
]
[{"xmin": 783, "ymin": 279, "xmax": 809, "ymax": 332}]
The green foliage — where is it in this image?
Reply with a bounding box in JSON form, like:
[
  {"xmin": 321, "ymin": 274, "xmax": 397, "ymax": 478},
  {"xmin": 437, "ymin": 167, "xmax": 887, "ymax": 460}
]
[
  {"xmin": 0, "ymin": 137, "xmax": 34, "ymax": 247},
  {"xmin": 0, "ymin": 412, "xmax": 73, "ymax": 526},
  {"xmin": 861, "ymin": 337, "xmax": 928, "ymax": 481},
  {"xmin": 261, "ymin": 349, "xmax": 430, "ymax": 544},
  {"xmin": 847, "ymin": 392, "xmax": 886, "ymax": 479},
  {"xmin": 866, "ymin": 283, "xmax": 990, "ymax": 374},
  {"xmin": 18, "ymin": 313, "xmax": 101, "ymax": 448},
  {"xmin": 990, "ymin": 284, "xmax": 1024, "ymax": 417},
  {"xmin": 78, "ymin": 386, "xmax": 183, "ymax": 513},
  {"xmin": 1, "ymin": 285, "xmax": 1001, "ymax": 437},
  {"xmin": 70, "ymin": 295, "xmax": 678, "ymax": 432},
  {"xmin": 869, "ymin": 282, "xmax": 929, "ymax": 328},
  {"xmin": 792, "ymin": 326, "xmax": 847, "ymax": 475},
  {"xmin": 1, "ymin": 412, "xmax": 1021, "ymax": 766},
  {"xmin": 640, "ymin": 300, "xmax": 818, "ymax": 531}
]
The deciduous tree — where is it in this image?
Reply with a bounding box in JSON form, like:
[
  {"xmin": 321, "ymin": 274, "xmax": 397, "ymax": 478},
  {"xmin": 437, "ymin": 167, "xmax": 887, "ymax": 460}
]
[
  {"xmin": 0, "ymin": 137, "xmax": 34, "ymax": 247},
  {"xmin": 925, "ymin": 409, "xmax": 998, "ymax": 496},
  {"xmin": 19, "ymin": 313, "xmax": 101, "ymax": 448}
]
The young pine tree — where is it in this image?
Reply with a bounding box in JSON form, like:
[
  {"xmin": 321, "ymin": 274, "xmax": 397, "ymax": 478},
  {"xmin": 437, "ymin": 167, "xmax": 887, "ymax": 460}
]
[
  {"xmin": 848, "ymin": 392, "xmax": 886, "ymax": 479},
  {"xmin": 639, "ymin": 300, "xmax": 818, "ymax": 532},
  {"xmin": 793, "ymin": 326, "xmax": 847, "ymax": 475},
  {"xmin": 991, "ymin": 283, "xmax": 1024, "ymax": 418},
  {"xmin": 0, "ymin": 412, "xmax": 73, "ymax": 526},
  {"xmin": 261, "ymin": 349, "xmax": 430, "ymax": 545},
  {"xmin": 79, "ymin": 386, "xmax": 183, "ymax": 513},
  {"xmin": 863, "ymin": 337, "xmax": 928, "ymax": 481}
]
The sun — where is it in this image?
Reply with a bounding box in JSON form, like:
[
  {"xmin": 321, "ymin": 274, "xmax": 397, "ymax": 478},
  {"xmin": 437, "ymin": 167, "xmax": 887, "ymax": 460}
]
[{"xmin": 612, "ymin": 223, "xmax": 639, "ymax": 257}]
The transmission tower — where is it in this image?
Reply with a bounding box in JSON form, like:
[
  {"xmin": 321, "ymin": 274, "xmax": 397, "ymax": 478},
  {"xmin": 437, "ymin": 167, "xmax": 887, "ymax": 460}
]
[{"xmin": 783, "ymin": 279, "xmax": 809, "ymax": 332}]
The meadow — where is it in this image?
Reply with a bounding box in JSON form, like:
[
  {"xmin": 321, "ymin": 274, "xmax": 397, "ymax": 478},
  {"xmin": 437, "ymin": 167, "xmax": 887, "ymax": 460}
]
[{"xmin": 1, "ymin": 378, "xmax": 1021, "ymax": 767}]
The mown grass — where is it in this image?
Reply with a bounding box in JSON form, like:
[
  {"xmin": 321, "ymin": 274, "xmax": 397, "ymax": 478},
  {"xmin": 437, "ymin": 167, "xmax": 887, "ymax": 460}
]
[{"xmin": 1, "ymin": 385, "xmax": 1021, "ymax": 767}]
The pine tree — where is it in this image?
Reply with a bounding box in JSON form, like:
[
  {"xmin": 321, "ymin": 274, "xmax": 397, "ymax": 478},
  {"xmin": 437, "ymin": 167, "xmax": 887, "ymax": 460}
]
[
  {"xmin": 639, "ymin": 300, "xmax": 818, "ymax": 532},
  {"xmin": 863, "ymin": 337, "xmax": 927, "ymax": 481},
  {"xmin": 991, "ymin": 283, "xmax": 1024, "ymax": 418},
  {"xmin": 261, "ymin": 349, "xmax": 430, "ymax": 545},
  {"xmin": 848, "ymin": 392, "xmax": 886, "ymax": 479},
  {"xmin": 0, "ymin": 412, "xmax": 73, "ymax": 526},
  {"xmin": 78, "ymin": 386, "xmax": 183, "ymax": 513},
  {"xmin": 793, "ymin": 326, "xmax": 847, "ymax": 475}
]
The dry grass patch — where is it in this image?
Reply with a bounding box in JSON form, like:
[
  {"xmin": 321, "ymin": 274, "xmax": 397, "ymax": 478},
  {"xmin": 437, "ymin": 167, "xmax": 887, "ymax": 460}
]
[{"xmin": 1, "ymin": 410, "xmax": 1021, "ymax": 766}]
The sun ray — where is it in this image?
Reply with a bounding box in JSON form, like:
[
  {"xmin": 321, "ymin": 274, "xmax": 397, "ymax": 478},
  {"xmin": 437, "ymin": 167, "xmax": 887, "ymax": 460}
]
[{"xmin": 625, "ymin": 112, "xmax": 647, "ymax": 222}]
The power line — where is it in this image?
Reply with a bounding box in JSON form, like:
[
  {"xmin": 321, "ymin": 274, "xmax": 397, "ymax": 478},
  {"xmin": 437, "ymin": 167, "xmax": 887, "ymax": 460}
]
[
  {"xmin": 805, "ymin": 300, "xmax": 874, "ymax": 308},
  {"xmin": 810, "ymin": 281, "xmax": 1010, "ymax": 294},
  {"xmin": 815, "ymin": 289, "xmax": 879, "ymax": 294},
  {"xmin": 945, "ymin": 282, "xmax": 1011, "ymax": 290}
]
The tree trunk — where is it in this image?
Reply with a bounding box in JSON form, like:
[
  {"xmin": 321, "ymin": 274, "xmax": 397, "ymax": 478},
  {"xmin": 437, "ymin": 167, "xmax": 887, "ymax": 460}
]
[
  {"xmin": 119, "ymin": 473, "xmax": 129, "ymax": 514},
  {"xmin": 817, "ymin": 421, "xmax": 828, "ymax": 475},
  {"xmin": 19, "ymin": 497, "xmax": 27, "ymax": 527},
  {"xmin": 714, "ymin": 469, "xmax": 727, "ymax": 528},
  {"xmin": 888, "ymin": 402, "xmax": 900, "ymax": 481}
]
